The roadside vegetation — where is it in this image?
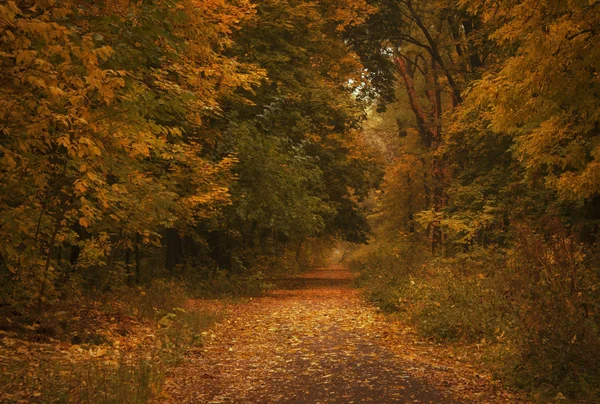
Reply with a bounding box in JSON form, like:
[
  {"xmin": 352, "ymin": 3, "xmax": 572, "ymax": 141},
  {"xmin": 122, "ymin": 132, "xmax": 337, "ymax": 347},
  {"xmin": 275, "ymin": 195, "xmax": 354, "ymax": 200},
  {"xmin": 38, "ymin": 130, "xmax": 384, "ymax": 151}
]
[
  {"xmin": 0, "ymin": 278, "xmax": 223, "ymax": 403},
  {"xmin": 352, "ymin": 235, "xmax": 600, "ymax": 401},
  {"xmin": 343, "ymin": 0, "xmax": 600, "ymax": 400}
]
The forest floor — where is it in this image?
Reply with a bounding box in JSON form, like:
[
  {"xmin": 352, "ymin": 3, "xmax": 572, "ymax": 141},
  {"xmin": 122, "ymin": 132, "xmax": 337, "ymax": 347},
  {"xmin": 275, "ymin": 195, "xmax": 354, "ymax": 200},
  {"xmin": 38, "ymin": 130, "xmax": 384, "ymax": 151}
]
[{"xmin": 160, "ymin": 266, "xmax": 527, "ymax": 403}]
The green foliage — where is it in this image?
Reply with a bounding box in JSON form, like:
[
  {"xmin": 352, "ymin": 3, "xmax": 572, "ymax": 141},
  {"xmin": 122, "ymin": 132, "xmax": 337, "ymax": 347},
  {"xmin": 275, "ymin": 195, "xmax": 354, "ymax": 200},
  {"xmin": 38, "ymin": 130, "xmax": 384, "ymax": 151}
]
[
  {"xmin": 406, "ymin": 258, "xmax": 511, "ymax": 343},
  {"xmin": 351, "ymin": 237, "xmax": 425, "ymax": 312},
  {"xmin": 224, "ymin": 124, "xmax": 331, "ymax": 241},
  {"xmin": 222, "ymin": 0, "xmax": 379, "ymax": 243}
]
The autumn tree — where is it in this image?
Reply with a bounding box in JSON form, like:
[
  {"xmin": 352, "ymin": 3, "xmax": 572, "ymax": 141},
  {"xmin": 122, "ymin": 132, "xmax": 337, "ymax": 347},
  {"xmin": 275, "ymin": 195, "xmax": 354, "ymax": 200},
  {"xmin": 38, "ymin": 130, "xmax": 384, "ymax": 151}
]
[
  {"xmin": 354, "ymin": 0, "xmax": 600, "ymax": 398},
  {"xmin": 346, "ymin": 0, "xmax": 483, "ymax": 252},
  {"xmin": 0, "ymin": 0, "xmax": 261, "ymax": 308},
  {"xmin": 187, "ymin": 0, "xmax": 380, "ymax": 272}
]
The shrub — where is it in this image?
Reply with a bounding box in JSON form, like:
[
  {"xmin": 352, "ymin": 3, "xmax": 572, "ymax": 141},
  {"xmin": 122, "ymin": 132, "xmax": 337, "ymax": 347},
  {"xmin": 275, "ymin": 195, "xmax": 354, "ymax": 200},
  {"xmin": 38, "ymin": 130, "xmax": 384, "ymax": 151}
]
[
  {"xmin": 504, "ymin": 226, "xmax": 600, "ymax": 400},
  {"xmin": 134, "ymin": 279, "xmax": 189, "ymax": 319},
  {"xmin": 404, "ymin": 257, "xmax": 512, "ymax": 343},
  {"xmin": 352, "ymin": 224, "xmax": 600, "ymax": 401},
  {"xmin": 0, "ymin": 349, "xmax": 163, "ymax": 404},
  {"xmin": 350, "ymin": 240, "xmax": 418, "ymax": 313}
]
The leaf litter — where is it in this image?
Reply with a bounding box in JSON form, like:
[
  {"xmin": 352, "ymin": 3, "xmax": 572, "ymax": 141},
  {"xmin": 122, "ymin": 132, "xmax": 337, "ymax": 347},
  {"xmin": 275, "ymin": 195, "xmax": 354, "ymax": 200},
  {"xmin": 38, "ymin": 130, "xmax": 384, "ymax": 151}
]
[{"xmin": 160, "ymin": 266, "xmax": 527, "ymax": 403}]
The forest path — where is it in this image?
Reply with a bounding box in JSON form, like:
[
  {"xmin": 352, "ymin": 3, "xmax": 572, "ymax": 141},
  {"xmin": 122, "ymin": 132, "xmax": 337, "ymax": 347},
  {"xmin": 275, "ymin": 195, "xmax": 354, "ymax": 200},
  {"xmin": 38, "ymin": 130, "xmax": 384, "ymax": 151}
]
[{"xmin": 161, "ymin": 266, "xmax": 521, "ymax": 403}]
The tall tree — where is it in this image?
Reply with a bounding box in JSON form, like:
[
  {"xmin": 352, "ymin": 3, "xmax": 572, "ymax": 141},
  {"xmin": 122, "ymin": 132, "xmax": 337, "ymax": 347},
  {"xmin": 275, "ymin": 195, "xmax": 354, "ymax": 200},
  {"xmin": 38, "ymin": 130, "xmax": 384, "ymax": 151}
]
[
  {"xmin": 194, "ymin": 0, "xmax": 380, "ymax": 269},
  {"xmin": 0, "ymin": 0, "xmax": 262, "ymax": 307}
]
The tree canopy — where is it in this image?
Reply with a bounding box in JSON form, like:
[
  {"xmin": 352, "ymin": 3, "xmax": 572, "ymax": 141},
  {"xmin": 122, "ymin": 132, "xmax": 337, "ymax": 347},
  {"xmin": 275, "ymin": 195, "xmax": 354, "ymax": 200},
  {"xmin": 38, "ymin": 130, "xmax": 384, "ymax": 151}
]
[{"xmin": 0, "ymin": 0, "xmax": 378, "ymax": 309}]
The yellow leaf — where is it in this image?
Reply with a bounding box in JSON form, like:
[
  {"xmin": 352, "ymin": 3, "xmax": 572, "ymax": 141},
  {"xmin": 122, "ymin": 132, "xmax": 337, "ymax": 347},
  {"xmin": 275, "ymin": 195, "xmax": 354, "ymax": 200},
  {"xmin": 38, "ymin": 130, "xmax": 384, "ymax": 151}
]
[{"xmin": 74, "ymin": 179, "xmax": 88, "ymax": 193}]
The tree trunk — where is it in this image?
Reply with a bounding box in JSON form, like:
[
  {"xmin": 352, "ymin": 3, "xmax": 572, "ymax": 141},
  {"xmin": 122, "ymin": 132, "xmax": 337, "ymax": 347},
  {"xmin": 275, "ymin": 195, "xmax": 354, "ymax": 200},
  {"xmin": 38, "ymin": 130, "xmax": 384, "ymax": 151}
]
[
  {"xmin": 462, "ymin": 18, "xmax": 483, "ymax": 69},
  {"xmin": 405, "ymin": 0, "xmax": 462, "ymax": 106},
  {"xmin": 37, "ymin": 206, "xmax": 66, "ymax": 314},
  {"xmin": 164, "ymin": 228, "xmax": 182, "ymax": 272},
  {"xmin": 407, "ymin": 173, "xmax": 415, "ymax": 233},
  {"xmin": 295, "ymin": 238, "xmax": 304, "ymax": 261},
  {"xmin": 134, "ymin": 234, "xmax": 141, "ymax": 285},
  {"xmin": 125, "ymin": 248, "xmax": 132, "ymax": 286},
  {"xmin": 394, "ymin": 55, "xmax": 434, "ymax": 147}
]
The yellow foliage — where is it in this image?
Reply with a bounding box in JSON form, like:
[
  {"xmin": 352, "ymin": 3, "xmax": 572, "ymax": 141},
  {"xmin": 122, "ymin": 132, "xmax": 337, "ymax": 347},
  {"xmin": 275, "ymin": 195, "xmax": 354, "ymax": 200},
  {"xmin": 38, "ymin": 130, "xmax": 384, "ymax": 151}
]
[{"xmin": 0, "ymin": 0, "xmax": 262, "ymax": 307}]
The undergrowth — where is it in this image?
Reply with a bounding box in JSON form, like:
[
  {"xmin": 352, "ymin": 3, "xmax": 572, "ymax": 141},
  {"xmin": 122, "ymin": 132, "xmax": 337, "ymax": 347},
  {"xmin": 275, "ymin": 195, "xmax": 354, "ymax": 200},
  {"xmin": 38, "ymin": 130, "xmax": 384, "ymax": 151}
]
[
  {"xmin": 351, "ymin": 233, "xmax": 600, "ymax": 402},
  {"xmin": 179, "ymin": 241, "xmax": 331, "ymax": 298},
  {"xmin": 0, "ymin": 279, "xmax": 224, "ymax": 403}
]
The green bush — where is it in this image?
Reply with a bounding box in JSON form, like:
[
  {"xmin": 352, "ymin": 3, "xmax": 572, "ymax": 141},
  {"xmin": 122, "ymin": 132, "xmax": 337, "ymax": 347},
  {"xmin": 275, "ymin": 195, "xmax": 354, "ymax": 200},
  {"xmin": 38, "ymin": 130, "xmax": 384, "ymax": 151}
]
[
  {"xmin": 353, "ymin": 242, "xmax": 512, "ymax": 342},
  {"xmin": 404, "ymin": 260, "xmax": 511, "ymax": 343}
]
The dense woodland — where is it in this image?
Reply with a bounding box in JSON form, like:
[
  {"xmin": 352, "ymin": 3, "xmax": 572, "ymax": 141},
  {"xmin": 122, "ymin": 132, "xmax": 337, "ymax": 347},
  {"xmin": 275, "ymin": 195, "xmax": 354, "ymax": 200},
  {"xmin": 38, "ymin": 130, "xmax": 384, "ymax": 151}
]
[
  {"xmin": 1, "ymin": 0, "xmax": 600, "ymax": 401},
  {"xmin": 0, "ymin": 0, "xmax": 378, "ymax": 308}
]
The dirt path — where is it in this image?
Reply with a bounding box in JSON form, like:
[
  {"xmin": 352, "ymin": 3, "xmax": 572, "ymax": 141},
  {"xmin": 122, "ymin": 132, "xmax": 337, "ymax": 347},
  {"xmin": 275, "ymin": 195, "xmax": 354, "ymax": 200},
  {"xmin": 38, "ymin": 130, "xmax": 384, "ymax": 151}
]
[{"xmin": 161, "ymin": 266, "xmax": 524, "ymax": 403}]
